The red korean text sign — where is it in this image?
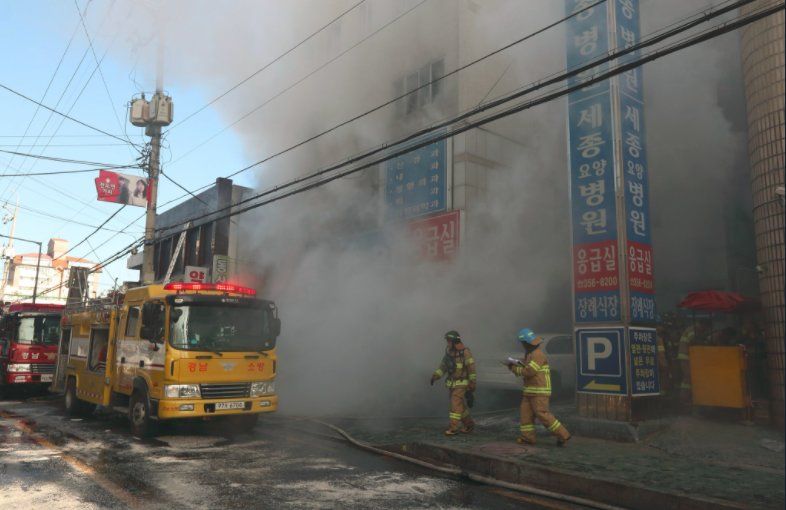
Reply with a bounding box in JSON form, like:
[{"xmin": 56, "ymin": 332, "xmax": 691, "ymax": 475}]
[{"xmin": 408, "ymin": 210, "xmax": 460, "ymax": 261}]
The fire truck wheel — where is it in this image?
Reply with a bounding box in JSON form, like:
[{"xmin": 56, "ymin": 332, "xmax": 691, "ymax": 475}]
[
  {"xmin": 64, "ymin": 378, "xmax": 95, "ymax": 417},
  {"xmin": 129, "ymin": 389, "xmax": 156, "ymax": 438}
]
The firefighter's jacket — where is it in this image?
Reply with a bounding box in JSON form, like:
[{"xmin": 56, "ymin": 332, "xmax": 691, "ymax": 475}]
[
  {"xmin": 433, "ymin": 346, "xmax": 477, "ymax": 388},
  {"xmin": 510, "ymin": 347, "xmax": 552, "ymax": 396},
  {"xmin": 678, "ymin": 328, "xmax": 694, "ymax": 361}
]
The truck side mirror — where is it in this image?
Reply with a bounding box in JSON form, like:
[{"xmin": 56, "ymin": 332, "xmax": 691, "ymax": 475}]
[{"xmin": 271, "ymin": 318, "xmax": 281, "ymax": 338}]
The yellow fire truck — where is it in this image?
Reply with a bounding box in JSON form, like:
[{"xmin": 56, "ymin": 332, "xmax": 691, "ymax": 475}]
[{"xmin": 54, "ymin": 282, "xmax": 280, "ymax": 437}]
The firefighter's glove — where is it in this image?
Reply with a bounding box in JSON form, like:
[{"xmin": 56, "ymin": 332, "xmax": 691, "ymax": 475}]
[
  {"xmin": 466, "ymin": 391, "xmax": 475, "ymax": 408},
  {"xmin": 430, "ymin": 374, "xmax": 438, "ymax": 386}
]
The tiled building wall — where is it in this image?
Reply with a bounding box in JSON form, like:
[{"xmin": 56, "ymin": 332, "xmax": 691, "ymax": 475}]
[{"xmin": 740, "ymin": 2, "xmax": 785, "ymax": 427}]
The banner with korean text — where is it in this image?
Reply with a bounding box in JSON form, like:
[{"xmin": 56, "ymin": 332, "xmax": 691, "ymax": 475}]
[
  {"xmin": 566, "ymin": 0, "xmax": 655, "ymax": 327},
  {"xmin": 408, "ymin": 210, "xmax": 460, "ymax": 262},
  {"xmin": 94, "ymin": 169, "xmax": 149, "ymax": 207},
  {"xmin": 615, "ymin": 0, "xmax": 655, "ymax": 323},
  {"xmin": 566, "ymin": 0, "xmax": 620, "ymax": 323},
  {"xmin": 385, "ymin": 134, "xmax": 447, "ymax": 220}
]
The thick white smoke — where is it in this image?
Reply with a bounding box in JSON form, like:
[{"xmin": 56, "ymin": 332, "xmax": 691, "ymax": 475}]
[{"xmin": 101, "ymin": 0, "xmax": 754, "ymax": 416}]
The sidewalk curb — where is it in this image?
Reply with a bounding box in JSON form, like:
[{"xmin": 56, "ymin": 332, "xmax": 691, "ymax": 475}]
[
  {"xmin": 561, "ymin": 416, "xmax": 672, "ymax": 443},
  {"xmin": 381, "ymin": 441, "xmax": 751, "ymax": 510}
]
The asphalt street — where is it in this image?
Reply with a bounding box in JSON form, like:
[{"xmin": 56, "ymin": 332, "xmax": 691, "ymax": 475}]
[{"xmin": 0, "ymin": 393, "xmax": 581, "ymax": 509}]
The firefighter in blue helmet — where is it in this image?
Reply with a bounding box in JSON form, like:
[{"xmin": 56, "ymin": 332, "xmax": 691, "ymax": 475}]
[{"xmin": 506, "ymin": 328, "xmax": 571, "ymax": 446}]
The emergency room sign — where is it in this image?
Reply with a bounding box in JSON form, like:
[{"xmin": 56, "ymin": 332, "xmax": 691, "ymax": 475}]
[{"xmin": 408, "ymin": 210, "xmax": 460, "ymax": 261}]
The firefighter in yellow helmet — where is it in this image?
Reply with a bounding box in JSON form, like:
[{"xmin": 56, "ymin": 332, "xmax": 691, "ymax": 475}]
[
  {"xmin": 507, "ymin": 328, "xmax": 571, "ymax": 446},
  {"xmin": 430, "ymin": 330, "xmax": 476, "ymax": 436}
]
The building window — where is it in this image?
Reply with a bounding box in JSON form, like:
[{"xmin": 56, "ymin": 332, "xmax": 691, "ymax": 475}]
[{"xmin": 397, "ymin": 58, "xmax": 446, "ymax": 116}]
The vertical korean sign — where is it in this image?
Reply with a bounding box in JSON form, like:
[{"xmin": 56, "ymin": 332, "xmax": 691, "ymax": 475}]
[
  {"xmin": 566, "ymin": 0, "xmax": 621, "ymax": 323},
  {"xmin": 385, "ymin": 134, "xmax": 447, "ymax": 220},
  {"xmin": 614, "ymin": 0, "xmax": 655, "ymax": 323}
]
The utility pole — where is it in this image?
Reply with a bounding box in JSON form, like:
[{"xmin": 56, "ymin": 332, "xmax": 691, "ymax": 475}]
[
  {"xmin": 0, "ymin": 233, "xmax": 42, "ymax": 303},
  {"xmin": 0, "ymin": 199, "xmax": 18, "ymax": 301},
  {"xmin": 131, "ymin": 42, "xmax": 172, "ymax": 284},
  {"xmin": 142, "ymin": 122, "xmax": 161, "ymax": 284}
]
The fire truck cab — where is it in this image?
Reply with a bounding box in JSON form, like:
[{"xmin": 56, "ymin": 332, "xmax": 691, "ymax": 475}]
[
  {"xmin": 56, "ymin": 282, "xmax": 280, "ymax": 437},
  {"xmin": 0, "ymin": 303, "xmax": 63, "ymax": 392}
]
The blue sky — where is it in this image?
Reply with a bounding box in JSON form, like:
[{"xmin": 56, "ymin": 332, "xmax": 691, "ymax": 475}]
[{"xmin": 0, "ymin": 1, "xmax": 252, "ymax": 293}]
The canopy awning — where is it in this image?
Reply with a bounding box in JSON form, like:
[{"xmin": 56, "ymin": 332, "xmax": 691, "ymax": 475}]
[{"xmin": 678, "ymin": 290, "xmax": 759, "ymax": 313}]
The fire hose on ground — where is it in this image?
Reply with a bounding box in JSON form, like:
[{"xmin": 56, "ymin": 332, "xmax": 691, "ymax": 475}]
[{"xmin": 309, "ymin": 418, "xmax": 623, "ymax": 510}]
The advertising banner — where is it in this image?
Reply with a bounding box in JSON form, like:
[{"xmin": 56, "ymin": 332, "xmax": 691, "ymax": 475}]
[
  {"xmin": 386, "ymin": 135, "xmax": 447, "ymax": 220},
  {"xmin": 566, "ymin": 0, "xmax": 620, "ymax": 323},
  {"xmin": 94, "ymin": 169, "xmax": 149, "ymax": 207},
  {"xmin": 408, "ymin": 210, "xmax": 460, "ymax": 261}
]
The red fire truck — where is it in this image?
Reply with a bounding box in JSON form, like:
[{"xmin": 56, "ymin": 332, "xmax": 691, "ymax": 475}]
[{"xmin": 0, "ymin": 303, "xmax": 63, "ymax": 392}]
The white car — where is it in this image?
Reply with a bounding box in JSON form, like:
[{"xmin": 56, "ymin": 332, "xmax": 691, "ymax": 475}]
[{"xmin": 475, "ymin": 333, "xmax": 575, "ymax": 395}]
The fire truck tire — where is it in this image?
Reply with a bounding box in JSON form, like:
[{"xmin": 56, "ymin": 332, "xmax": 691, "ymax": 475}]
[
  {"xmin": 129, "ymin": 389, "xmax": 156, "ymax": 438},
  {"xmin": 64, "ymin": 377, "xmax": 95, "ymax": 417}
]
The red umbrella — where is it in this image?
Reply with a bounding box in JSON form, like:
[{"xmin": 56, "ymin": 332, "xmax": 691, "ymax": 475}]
[{"xmin": 677, "ymin": 290, "xmax": 758, "ymax": 313}]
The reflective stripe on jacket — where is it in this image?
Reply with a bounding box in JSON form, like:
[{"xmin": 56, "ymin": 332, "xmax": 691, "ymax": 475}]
[
  {"xmin": 433, "ymin": 346, "xmax": 476, "ymax": 388},
  {"xmin": 677, "ymin": 328, "xmax": 694, "ymax": 361},
  {"xmin": 510, "ymin": 348, "xmax": 551, "ymax": 396}
]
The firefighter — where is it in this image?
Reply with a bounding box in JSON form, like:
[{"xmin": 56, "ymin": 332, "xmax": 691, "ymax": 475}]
[
  {"xmin": 507, "ymin": 328, "xmax": 571, "ymax": 446},
  {"xmin": 677, "ymin": 319, "xmax": 710, "ymax": 405},
  {"xmin": 430, "ymin": 330, "xmax": 476, "ymax": 436}
]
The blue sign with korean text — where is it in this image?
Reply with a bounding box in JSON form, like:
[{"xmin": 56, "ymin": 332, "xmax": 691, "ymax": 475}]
[
  {"xmin": 576, "ymin": 327, "xmax": 627, "ymax": 394},
  {"xmin": 385, "ymin": 136, "xmax": 446, "ymax": 220},
  {"xmin": 629, "ymin": 327, "xmax": 660, "ymax": 395},
  {"xmin": 614, "ymin": 0, "xmax": 656, "ymax": 323},
  {"xmin": 566, "ymin": 0, "xmax": 621, "ymax": 323}
]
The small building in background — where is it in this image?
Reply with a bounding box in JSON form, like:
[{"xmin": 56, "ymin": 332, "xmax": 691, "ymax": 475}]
[{"xmin": 0, "ymin": 238, "xmax": 101, "ymax": 304}]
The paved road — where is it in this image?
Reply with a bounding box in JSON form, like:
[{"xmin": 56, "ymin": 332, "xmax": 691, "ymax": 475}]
[{"xmin": 0, "ymin": 394, "xmax": 579, "ymax": 509}]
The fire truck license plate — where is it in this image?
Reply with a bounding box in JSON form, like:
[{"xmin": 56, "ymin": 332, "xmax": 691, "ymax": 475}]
[
  {"xmin": 215, "ymin": 402, "xmax": 245, "ymax": 410},
  {"xmin": 40, "ymin": 374, "xmax": 53, "ymax": 383}
]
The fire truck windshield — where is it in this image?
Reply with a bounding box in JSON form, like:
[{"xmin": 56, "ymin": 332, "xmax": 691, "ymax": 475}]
[
  {"xmin": 16, "ymin": 314, "xmax": 61, "ymax": 345},
  {"xmin": 169, "ymin": 303, "xmax": 275, "ymax": 352}
]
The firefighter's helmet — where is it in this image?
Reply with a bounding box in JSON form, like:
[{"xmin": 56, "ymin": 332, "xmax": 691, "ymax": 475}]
[
  {"xmin": 444, "ymin": 330, "xmax": 461, "ymax": 342},
  {"xmin": 518, "ymin": 328, "xmax": 537, "ymax": 344}
]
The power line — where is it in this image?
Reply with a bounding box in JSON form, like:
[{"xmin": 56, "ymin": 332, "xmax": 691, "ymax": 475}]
[
  {"xmin": 19, "ymin": 0, "xmax": 778, "ymax": 302},
  {"xmin": 7, "ymin": 201, "xmax": 143, "ymax": 235},
  {"xmin": 154, "ymin": 0, "xmax": 777, "ymax": 235},
  {"xmin": 164, "ymin": 0, "xmax": 429, "ymax": 170},
  {"xmin": 0, "ymin": 134, "xmax": 129, "ymax": 138},
  {"xmin": 53, "ymin": 204, "xmax": 127, "ymax": 261},
  {"xmin": 0, "ymin": 1, "xmax": 88, "ymax": 180},
  {"xmin": 168, "ymin": 0, "xmax": 367, "ymax": 132},
  {"xmin": 0, "ymin": 5, "xmax": 138, "ymax": 215},
  {"xmin": 0, "ymin": 143, "xmax": 130, "ymax": 147},
  {"xmin": 152, "ymin": 0, "xmax": 721, "ymax": 231},
  {"xmin": 0, "ymin": 82, "xmax": 140, "ymax": 147},
  {"xmin": 73, "ymin": 0, "xmax": 132, "ymax": 151},
  {"xmin": 22, "ymin": 235, "xmax": 144, "ymax": 302},
  {"xmin": 216, "ymin": 0, "xmax": 607, "ymax": 182},
  {"xmin": 138, "ymin": 0, "xmax": 609, "ymax": 211},
  {"xmin": 0, "ymin": 148, "xmax": 137, "ymax": 168},
  {"xmin": 0, "ymin": 165, "xmax": 137, "ymax": 178}
]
